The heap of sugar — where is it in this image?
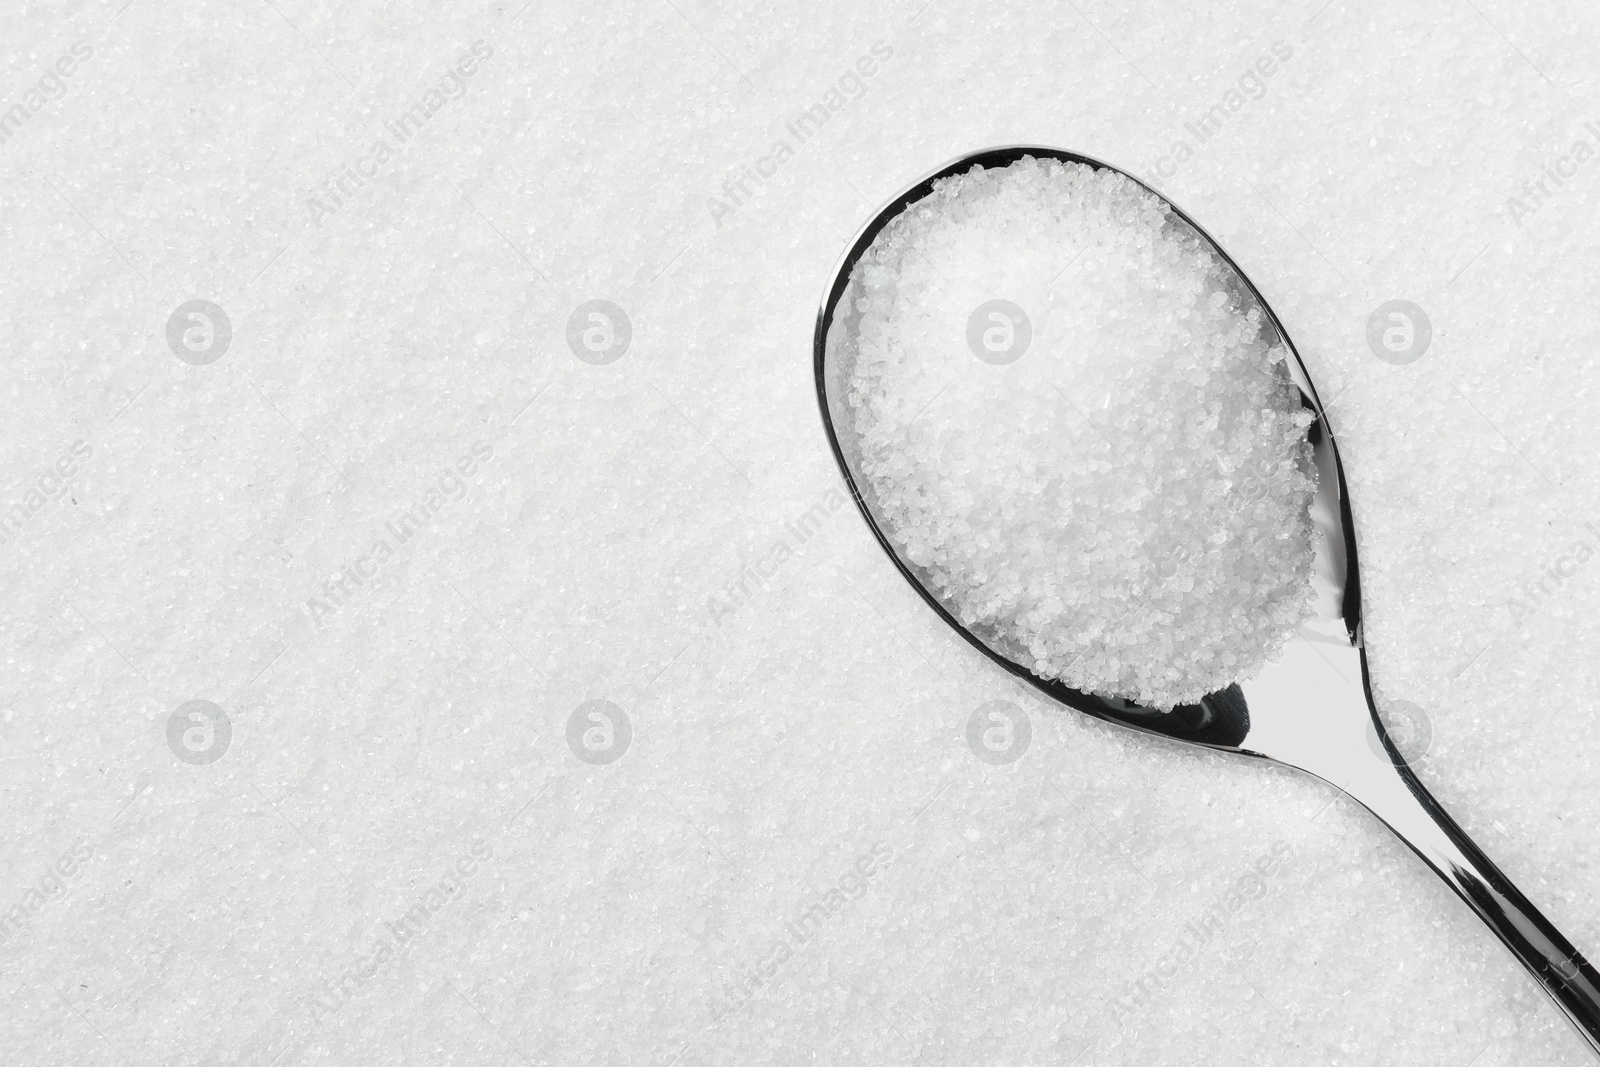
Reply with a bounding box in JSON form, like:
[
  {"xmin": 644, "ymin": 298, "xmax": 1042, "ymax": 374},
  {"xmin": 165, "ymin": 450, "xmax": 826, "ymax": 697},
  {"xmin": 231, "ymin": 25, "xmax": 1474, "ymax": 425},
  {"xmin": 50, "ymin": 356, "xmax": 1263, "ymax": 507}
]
[{"xmin": 836, "ymin": 157, "xmax": 1318, "ymax": 708}]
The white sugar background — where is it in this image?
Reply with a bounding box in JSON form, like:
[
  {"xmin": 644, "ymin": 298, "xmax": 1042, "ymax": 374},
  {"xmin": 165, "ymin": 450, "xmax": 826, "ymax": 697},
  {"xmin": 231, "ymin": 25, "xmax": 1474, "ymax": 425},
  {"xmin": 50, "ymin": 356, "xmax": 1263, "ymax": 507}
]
[{"xmin": 1, "ymin": 0, "xmax": 1596, "ymax": 1064}]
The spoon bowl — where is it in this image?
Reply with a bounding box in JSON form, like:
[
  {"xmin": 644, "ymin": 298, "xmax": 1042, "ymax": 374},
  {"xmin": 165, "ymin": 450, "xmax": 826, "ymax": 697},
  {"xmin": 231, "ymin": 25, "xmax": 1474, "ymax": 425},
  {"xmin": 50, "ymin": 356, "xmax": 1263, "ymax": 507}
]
[{"xmin": 814, "ymin": 145, "xmax": 1600, "ymax": 1056}]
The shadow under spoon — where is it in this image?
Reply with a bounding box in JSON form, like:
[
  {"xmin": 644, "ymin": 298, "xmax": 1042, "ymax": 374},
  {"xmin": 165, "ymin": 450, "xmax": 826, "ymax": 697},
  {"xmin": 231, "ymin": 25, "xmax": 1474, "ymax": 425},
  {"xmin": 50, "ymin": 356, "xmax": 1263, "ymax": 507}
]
[{"xmin": 813, "ymin": 144, "xmax": 1600, "ymax": 1056}]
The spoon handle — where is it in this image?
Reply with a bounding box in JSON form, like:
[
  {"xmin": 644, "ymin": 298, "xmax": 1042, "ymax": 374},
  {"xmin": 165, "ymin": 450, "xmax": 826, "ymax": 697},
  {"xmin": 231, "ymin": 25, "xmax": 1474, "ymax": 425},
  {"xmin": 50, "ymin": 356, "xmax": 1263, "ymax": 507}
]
[{"xmin": 1343, "ymin": 751, "xmax": 1600, "ymax": 1054}]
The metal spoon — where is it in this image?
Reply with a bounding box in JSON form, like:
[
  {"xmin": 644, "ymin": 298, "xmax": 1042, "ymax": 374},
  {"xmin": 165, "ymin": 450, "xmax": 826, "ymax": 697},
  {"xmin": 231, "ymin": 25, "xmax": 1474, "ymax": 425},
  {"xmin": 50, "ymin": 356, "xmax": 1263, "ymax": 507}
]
[{"xmin": 813, "ymin": 145, "xmax": 1600, "ymax": 1055}]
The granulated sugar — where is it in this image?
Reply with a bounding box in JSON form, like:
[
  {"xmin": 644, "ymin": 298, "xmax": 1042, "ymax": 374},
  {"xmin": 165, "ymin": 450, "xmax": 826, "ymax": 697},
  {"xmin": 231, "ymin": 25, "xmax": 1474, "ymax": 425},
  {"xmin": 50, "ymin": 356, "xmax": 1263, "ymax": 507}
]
[
  {"xmin": 6, "ymin": 4, "xmax": 1597, "ymax": 1064},
  {"xmin": 839, "ymin": 158, "xmax": 1318, "ymax": 708}
]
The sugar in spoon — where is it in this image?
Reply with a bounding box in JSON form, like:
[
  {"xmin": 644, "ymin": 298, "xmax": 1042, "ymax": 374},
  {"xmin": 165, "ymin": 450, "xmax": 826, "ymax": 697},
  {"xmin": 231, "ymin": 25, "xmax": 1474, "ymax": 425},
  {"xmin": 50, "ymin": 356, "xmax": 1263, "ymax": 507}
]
[{"xmin": 813, "ymin": 145, "xmax": 1600, "ymax": 1056}]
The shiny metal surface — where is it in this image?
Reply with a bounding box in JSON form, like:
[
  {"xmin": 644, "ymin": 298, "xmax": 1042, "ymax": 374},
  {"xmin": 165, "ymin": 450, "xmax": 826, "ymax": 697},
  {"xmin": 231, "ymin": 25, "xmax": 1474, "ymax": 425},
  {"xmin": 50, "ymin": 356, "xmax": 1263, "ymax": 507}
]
[{"xmin": 812, "ymin": 145, "xmax": 1600, "ymax": 1055}]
